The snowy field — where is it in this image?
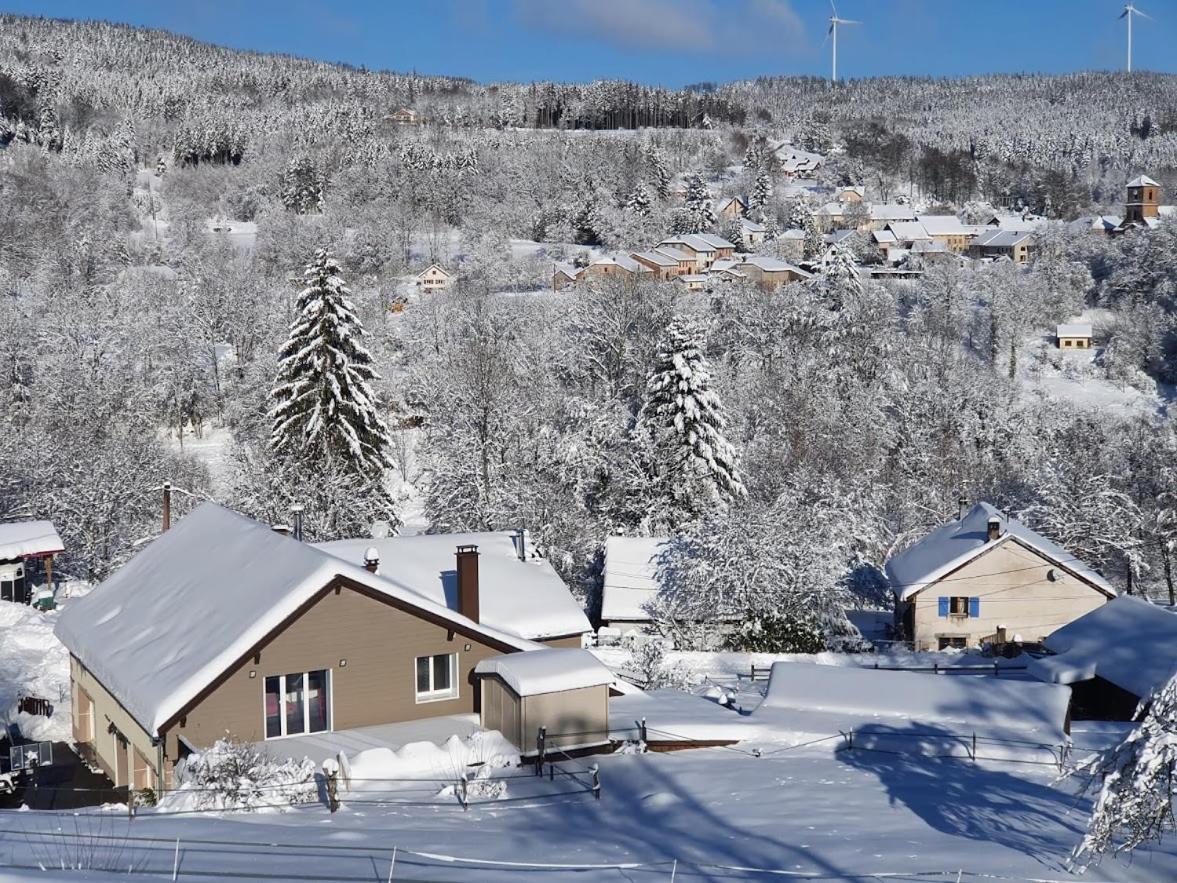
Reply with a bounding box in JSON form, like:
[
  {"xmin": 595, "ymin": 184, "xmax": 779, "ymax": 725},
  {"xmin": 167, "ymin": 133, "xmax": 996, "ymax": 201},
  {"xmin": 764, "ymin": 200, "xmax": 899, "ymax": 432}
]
[{"xmin": 1, "ymin": 742, "xmax": 1175, "ymax": 881}]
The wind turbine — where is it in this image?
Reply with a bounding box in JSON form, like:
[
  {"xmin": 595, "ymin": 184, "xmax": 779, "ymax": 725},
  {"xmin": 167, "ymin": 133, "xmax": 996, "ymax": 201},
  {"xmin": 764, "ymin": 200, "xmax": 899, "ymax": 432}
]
[
  {"xmin": 826, "ymin": 1, "xmax": 860, "ymax": 83},
  {"xmin": 1120, "ymin": 3, "xmax": 1150, "ymax": 73}
]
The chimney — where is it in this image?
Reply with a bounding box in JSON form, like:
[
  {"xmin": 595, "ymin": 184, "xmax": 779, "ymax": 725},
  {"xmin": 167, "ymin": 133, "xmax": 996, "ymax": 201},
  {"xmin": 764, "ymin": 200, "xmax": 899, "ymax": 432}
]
[
  {"xmin": 162, "ymin": 481, "xmax": 172, "ymax": 532},
  {"xmin": 512, "ymin": 528, "xmax": 527, "ymax": 562},
  {"xmin": 363, "ymin": 547, "xmax": 380, "ymax": 574},
  {"xmin": 987, "ymin": 516, "xmax": 1002, "ymax": 542},
  {"xmin": 456, "ymin": 544, "xmax": 480, "ymax": 623},
  {"xmin": 291, "ymin": 504, "xmax": 305, "ymax": 542},
  {"xmin": 957, "ymin": 496, "xmax": 967, "ymax": 521}
]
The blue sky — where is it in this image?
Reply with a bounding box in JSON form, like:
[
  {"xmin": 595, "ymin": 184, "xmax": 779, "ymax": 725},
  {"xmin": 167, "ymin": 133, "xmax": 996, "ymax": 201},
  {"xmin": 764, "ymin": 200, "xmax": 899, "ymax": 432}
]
[{"xmin": 5, "ymin": 0, "xmax": 1176, "ymax": 86}]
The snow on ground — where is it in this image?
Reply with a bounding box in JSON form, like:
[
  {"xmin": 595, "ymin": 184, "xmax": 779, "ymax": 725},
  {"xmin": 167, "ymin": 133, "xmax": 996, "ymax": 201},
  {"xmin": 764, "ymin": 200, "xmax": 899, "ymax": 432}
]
[
  {"xmin": 161, "ymin": 422, "xmax": 234, "ymax": 495},
  {"xmin": 2, "ymin": 741, "xmax": 1174, "ymax": 880},
  {"xmin": 0, "ymin": 601, "xmax": 71, "ymax": 743}
]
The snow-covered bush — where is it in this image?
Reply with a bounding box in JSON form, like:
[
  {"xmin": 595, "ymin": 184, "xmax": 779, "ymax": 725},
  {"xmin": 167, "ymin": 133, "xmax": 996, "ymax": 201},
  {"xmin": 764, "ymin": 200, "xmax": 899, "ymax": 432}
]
[
  {"xmin": 161, "ymin": 738, "xmax": 316, "ymax": 812},
  {"xmin": 625, "ymin": 640, "xmax": 694, "ymax": 690}
]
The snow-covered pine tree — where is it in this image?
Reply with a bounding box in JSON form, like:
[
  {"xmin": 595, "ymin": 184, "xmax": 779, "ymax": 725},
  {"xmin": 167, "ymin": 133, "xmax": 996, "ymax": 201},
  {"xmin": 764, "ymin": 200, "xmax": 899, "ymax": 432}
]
[
  {"xmin": 625, "ymin": 183, "xmax": 651, "ymax": 217},
  {"xmin": 749, "ymin": 171, "xmax": 772, "ymax": 213},
  {"xmin": 270, "ymin": 250, "xmax": 394, "ymax": 474},
  {"xmin": 280, "ymin": 156, "xmax": 325, "ymax": 214},
  {"xmin": 645, "ymin": 143, "xmax": 671, "ymax": 200},
  {"xmin": 803, "ymin": 216, "xmax": 825, "ymax": 261},
  {"xmin": 641, "ymin": 318, "xmax": 745, "ymax": 521},
  {"xmin": 820, "ymin": 244, "xmax": 863, "ymax": 299},
  {"xmin": 786, "ymin": 197, "xmax": 811, "ymax": 231},
  {"xmin": 1072, "ymin": 671, "xmax": 1177, "ymax": 869},
  {"xmin": 682, "ymin": 173, "xmax": 716, "ymax": 233}
]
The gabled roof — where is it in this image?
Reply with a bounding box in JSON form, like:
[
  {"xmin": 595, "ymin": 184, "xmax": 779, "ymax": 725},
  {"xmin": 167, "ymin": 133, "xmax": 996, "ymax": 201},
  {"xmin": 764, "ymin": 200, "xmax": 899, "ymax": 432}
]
[
  {"xmin": 631, "ymin": 250, "xmax": 678, "ymax": 268},
  {"xmin": 1127, "ymin": 175, "xmax": 1159, "ymax": 188},
  {"xmin": 1056, "ymin": 322, "xmax": 1092, "ymax": 338},
  {"xmin": 739, "ymin": 218, "xmax": 766, "ymax": 233},
  {"xmin": 693, "ymin": 233, "xmax": 737, "ymax": 250},
  {"xmin": 590, "ymin": 254, "xmax": 645, "ymax": 273},
  {"xmin": 824, "ymin": 229, "xmax": 857, "ymax": 245},
  {"xmin": 0, "ymin": 520, "xmax": 64, "ymax": 561},
  {"xmin": 1029, "ymin": 596, "xmax": 1177, "ymax": 699},
  {"xmin": 886, "ymin": 222, "xmax": 932, "ymax": 242},
  {"xmin": 717, "ymin": 195, "xmax": 747, "ymax": 209},
  {"xmin": 55, "ymin": 504, "xmax": 544, "ymax": 736},
  {"xmin": 741, "ymin": 254, "xmax": 810, "ymax": 275},
  {"xmin": 916, "ymin": 215, "xmax": 969, "ymax": 236},
  {"xmin": 552, "ymin": 262, "xmax": 581, "ymax": 280},
  {"xmin": 415, "ymin": 263, "xmax": 451, "ymax": 279},
  {"xmin": 873, "ymin": 230, "xmax": 898, "ymax": 244},
  {"xmin": 884, "ymin": 502, "xmax": 1115, "ymax": 602},
  {"xmin": 653, "ymin": 247, "xmax": 693, "ymax": 263},
  {"xmin": 870, "ymin": 204, "xmax": 916, "ymax": 222},
  {"xmin": 973, "ymin": 229, "xmax": 1033, "ymax": 249},
  {"xmin": 317, "ymin": 534, "xmax": 590, "ymax": 642},
  {"xmin": 1067, "ymin": 215, "xmax": 1121, "ymax": 234},
  {"xmin": 601, "ymin": 536, "xmax": 670, "ymax": 622}
]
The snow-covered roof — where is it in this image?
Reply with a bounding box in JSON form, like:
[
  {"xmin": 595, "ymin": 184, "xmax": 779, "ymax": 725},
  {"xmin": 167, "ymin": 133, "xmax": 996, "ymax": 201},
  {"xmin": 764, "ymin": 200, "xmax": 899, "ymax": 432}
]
[
  {"xmin": 814, "ymin": 202, "xmax": 844, "ymax": 217},
  {"xmin": 0, "ymin": 521, "xmax": 64, "ymax": 561},
  {"xmin": 415, "ymin": 264, "xmax": 450, "ymax": 279},
  {"xmin": 741, "ymin": 255, "xmax": 809, "ymax": 275},
  {"xmin": 738, "ymin": 218, "xmax": 766, "ymax": 233},
  {"xmin": 316, "ymin": 533, "xmax": 590, "ymax": 641},
  {"xmin": 886, "ymin": 222, "xmax": 932, "ymax": 242},
  {"xmin": 1028, "ymin": 596, "xmax": 1177, "ymax": 699},
  {"xmin": 653, "ymin": 247, "xmax": 693, "ymax": 264},
  {"xmin": 884, "ymin": 502, "xmax": 1115, "ymax": 602},
  {"xmin": 694, "ymin": 233, "xmax": 736, "ymax": 250},
  {"xmin": 824, "ymin": 229, "xmax": 856, "ymax": 244},
  {"xmin": 1056, "ymin": 322, "xmax": 1092, "ymax": 338},
  {"xmin": 1068, "ymin": 215, "xmax": 1121, "ymax": 234},
  {"xmin": 985, "ymin": 215, "xmax": 1037, "ymax": 233},
  {"xmin": 591, "ymin": 254, "xmax": 645, "ymax": 274},
  {"xmin": 873, "ymin": 229, "xmax": 898, "ymax": 244},
  {"xmin": 1127, "ymin": 175, "xmax": 1159, "ymax": 188},
  {"xmin": 911, "ymin": 240, "xmax": 950, "ymax": 253},
  {"xmin": 758, "ymin": 662, "xmax": 1070, "ymax": 738},
  {"xmin": 916, "ymin": 215, "xmax": 969, "ymax": 236},
  {"xmin": 658, "ymin": 236, "xmax": 714, "ymax": 254},
  {"xmin": 552, "ymin": 262, "xmax": 581, "ymax": 280},
  {"xmin": 475, "ymin": 648, "xmax": 612, "ymax": 696},
  {"xmin": 870, "ymin": 204, "xmax": 916, "ymax": 222},
  {"xmin": 631, "ymin": 250, "xmax": 678, "ymax": 267},
  {"xmin": 601, "ymin": 536, "xmax": 670, "ymax": 622},
  {"xmin": 677, "ymin": 274, "xmax": 708, "ymax": 283},
  {"xmin": 55, "ymin": 504, "xmax": 543, "ymax": 736},
  {"xmin": 973, "ymin": 229, "xmax": 1033, "ymax": 248},
  {"xmin": 780, "ymin": 228, "xmax": 806, "ymax": 240},
  {"xmin": 717, "ymin": 195, "xmax": 746, "ymax": 208}
]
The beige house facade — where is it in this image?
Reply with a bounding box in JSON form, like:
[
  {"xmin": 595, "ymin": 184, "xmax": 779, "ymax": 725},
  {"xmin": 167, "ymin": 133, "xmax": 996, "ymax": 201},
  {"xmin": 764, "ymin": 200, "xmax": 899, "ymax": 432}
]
[
  {"xmin": 415, "ymin": 264, "xmax": 452, "ymax": 293},
  {"xmin": 888, "ymin": 503, "xmax": 1115, "ymax": 652}
]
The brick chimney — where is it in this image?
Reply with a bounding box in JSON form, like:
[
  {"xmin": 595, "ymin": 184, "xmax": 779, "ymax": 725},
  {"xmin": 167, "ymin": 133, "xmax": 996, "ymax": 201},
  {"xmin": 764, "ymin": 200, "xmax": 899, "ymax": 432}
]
[
  {"xmin": 162, "ymin": 481, "xmax": 172, "ymax": 532},
  {"xmin": 456, "ymin": 545, "xmax": 480, "ymax": 623},
  {"xmin": 987, "ymin": 516, "xmax": 1002, "ymax": 542}
]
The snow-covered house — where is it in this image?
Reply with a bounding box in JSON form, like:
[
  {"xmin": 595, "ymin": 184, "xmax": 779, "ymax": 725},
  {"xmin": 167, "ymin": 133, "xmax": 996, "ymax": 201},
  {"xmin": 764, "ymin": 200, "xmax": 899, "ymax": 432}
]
[
  {"xmin": 414, "ymin": 263, "xmax": 452, "ymax": 293},
  {"xmin": 657, "ymin": 235, "xmax": 735, "ymax": 271},
  {"xmin": 717, "ymin": 195, "xmax": 747, "ymax": 221},
  {"xmin": 736, "ymin": 217, "xmax": 767, "ymax": 249},
  {"xmin": 54, "ymin": 504, "xmax": 591, "ymax": 792},
  {"xmin": 867, "ymin": 203, "xmax": 917, "ymax": 230},
  {"xmin": 738, "ymin": 255, "xmax": 812, "ymax": 289},
  {"xmin": 385, "ymin": 108, "xmax": 420, "ymax": 125},
  {"xmin": 812, "ymin": 202, "xmax": 845, "ymax": 232},
  {"xmin": 1068, "ymin": 215, "xmax": 1122, "ymax": 236},
  {"xmin": 630, "ymin": 249, "xmax": 685, "ymax": 280},
  {"xmin": 885, "ymin": 221, "xmax": 933, "ymax": 249},
  {"xmin": 551, "ymin": 262, "xmax": 583, "ymax": 291},
  {"xmin": 1056, "ymin": 322, "xmax": 1093, "ymax": 350},
  {"xmin": 885, "ymin": 502, "xmax": 1115, "ymax": 652},
  {"xmin": 969, "ymin": 229, "xmax": 1035, "ymax": 264},
  {"xmin": 1028, "ymin": 596, "xmax": 1177, "ymax": 720},
  {"xmin": 584, "ymin": 253, "xmax": 650, "ymax": 283},
  {"xmin": 0, "ymin": 520, "xmax": 63, "ymax": 605},
  {"xmin": 915, "ymin": 214, "xmax": 974, "ymax": 252}
]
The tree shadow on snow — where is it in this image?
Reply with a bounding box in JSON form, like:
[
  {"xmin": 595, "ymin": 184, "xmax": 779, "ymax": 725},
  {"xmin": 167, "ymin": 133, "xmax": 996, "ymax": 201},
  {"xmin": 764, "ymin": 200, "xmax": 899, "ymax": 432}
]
[{"xmin": 836, "ymin": 723, "xmax": 1086, "ymax": 871}]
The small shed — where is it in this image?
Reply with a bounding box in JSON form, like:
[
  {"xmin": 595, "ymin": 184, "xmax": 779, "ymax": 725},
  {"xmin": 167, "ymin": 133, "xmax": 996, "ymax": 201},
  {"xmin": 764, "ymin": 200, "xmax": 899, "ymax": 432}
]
[
  {"xmin": 0, "ymin": 520, "xmax": 64, "ymax": 605},
  {"xmin": 475, "ymin": 649, "xmax": 613, "ymax": 754},
  {"xmin": 1056, "ymin": 322, "xmax": 1093, "ymax": 350}
]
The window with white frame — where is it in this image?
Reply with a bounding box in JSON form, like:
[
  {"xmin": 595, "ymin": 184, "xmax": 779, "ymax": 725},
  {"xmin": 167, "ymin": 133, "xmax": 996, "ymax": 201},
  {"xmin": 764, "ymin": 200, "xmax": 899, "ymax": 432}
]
[
  {"xmin": 264, "ymin": 670, "xmax": 330, "ymax": 739},
  {"xmin": 415, "ymin": 653, "xmax": 457, "ymax": 702}
]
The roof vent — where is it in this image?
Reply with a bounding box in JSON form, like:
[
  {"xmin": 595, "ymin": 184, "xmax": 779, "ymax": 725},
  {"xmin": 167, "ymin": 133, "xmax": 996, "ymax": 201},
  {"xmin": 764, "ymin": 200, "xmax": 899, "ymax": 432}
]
[
  {"xmin": 291, "ymin": 504, "xmax": 305, "ymax": 542},
  {"xmin": 363, "ymin": 547, "xmax": 380, "ymax": 574}
]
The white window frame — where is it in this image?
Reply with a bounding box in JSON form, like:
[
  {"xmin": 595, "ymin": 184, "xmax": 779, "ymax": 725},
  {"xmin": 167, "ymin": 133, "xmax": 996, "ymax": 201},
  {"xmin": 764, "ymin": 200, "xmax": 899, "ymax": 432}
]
[
  {"xmin": 262, "ymin": 669, "xmax": 332, "ymax": 740},
  {"xmin": 414, "ymin": 652, "xmax": 459, "ymax": 704}
]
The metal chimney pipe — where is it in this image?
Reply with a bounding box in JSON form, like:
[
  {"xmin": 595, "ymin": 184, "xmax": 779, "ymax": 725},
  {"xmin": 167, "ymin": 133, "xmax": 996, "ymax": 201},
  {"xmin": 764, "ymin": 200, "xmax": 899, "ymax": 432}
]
[
  {"xmin": 163, "ymin": 482, "xmax": 172, "ymax": 532},
  {"xmin": 957, "ymin": 496, "xmax": 967, "ymax": 521},
  {"xmin": 291, "ymin": 504, "xmax": 305, "ymax": 542},
  {"xmin": 514, "ymin": 528, "xmax": 527, "ymax": 562}
]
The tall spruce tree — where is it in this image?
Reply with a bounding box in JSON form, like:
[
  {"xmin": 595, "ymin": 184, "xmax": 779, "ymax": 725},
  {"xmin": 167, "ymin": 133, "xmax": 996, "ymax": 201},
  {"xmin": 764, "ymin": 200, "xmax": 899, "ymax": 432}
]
[
  {"xmin": 641, "ymin": 318, "xmax": 745, "ymax": 522},
  {"xmin": 270, "ymin": 250, "xmax": 394, "ymax": 474},
  {"xmin": 750, "ymin": 170, "xmax": 773, "ymax": 213},
  {"xmin": 682, "ymin": 173, "xmax": 716, "ymax": 233}
]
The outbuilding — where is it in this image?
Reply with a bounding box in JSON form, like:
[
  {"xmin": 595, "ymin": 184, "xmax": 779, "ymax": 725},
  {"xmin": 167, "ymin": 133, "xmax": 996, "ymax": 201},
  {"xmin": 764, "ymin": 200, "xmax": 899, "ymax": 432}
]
[
  {"xmin": 475, "ymin": 649, "xmax": 613, "ymax": 753},
  {"xmin": 1056, "ymin": 322, "xmax": 1093, "ymax": 350},
  {"xmin": 0, "ymin": 520, "xmax": 64, "ymax": 605}
]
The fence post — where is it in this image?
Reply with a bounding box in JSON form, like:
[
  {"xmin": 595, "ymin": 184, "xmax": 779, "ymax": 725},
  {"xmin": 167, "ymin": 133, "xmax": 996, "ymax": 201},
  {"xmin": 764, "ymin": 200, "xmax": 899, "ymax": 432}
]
[
  {"xmin": 323, "ymin": 760, "xmax": 340, "ymax": 813},
  {"xmin": 128, "ymin": 787, "xmax": 135, "ymax": 821},
  {"xmin": 847, "ymin": 728, "xmax": 854, "ymax": 751},
  {"xmin": 670, "ymin": 858, "xmax": 678, "ymax": 881},
  {"xmin": 172, "ymin": 838, "xmax": 180, "ymax": 881},
  {"xmin": 971, "ymin": 732, "xmax": 977, "ymax": 763},
  {"xmin": 640, "ymin": 717, "xmax": 648, "ymax": 744},
  {"xmin": 387, "ymin": 846, "xmax": 397, "ymax": 883},
  {"xmin": 536, "ymin": 726, "xmax": 546, "ymax": 776},
  {"xmin": 591, "ymin": 763, "xmax": 601, "ymax": 801},
  {"xmin": 933, "ymin": 662, "xmax": 939, "ymax": 674},
  {"xmin": 459, "ymin": 773, "xmax": 468, "ymax": 811}
]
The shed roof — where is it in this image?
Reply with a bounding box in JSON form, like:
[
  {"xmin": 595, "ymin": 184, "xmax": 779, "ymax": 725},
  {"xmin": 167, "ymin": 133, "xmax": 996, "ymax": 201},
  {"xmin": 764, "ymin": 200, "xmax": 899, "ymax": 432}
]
[
  {"xmin": 475, "ymin": 648, "xmax": 612, "ymax": 696},
  {"xmin": 54, "ymin": 504, "xmax": 543, "ymax": 736},
  {"xmin": 1028, "ymin": 596, "xmax": 1177, "ymax": 699},
  {"xmin": 0, "ymin": 521, "xmax": 64, "ymax": 561},
  {"xmin": 884, "ymin": 502, "xmax": 1115, "ymax": 601}
]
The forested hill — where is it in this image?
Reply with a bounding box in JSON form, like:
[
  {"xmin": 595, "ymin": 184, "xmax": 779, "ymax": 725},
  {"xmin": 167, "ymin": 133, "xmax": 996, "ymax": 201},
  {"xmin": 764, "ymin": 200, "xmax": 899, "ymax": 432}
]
[{"xmin": 2, "ymin": 14, "xmax": 1176, "ymax": 207}]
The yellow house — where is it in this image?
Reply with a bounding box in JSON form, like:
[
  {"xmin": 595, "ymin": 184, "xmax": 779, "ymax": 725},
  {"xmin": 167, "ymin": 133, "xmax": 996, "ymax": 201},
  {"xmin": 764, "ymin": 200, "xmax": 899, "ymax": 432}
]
[
  {"xmin": 1056, "ymin": 322, "xmax": 1093, "ymax": 350},
  {"xmin": 886, "ymin": 502, "xmax": 1114, "ymax": 651},
  {"xmin": 415, "ymin": 264, "xmax": 452, "ymax": 293}
]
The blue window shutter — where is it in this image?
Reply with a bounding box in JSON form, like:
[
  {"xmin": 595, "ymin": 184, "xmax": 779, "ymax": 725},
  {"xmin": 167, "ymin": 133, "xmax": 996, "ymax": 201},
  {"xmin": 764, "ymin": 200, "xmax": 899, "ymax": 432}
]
[
  {"xmin": 938, "ymin": 597, "xmax": 949, "ymax": 618},
  {"xmin": 969, "ymin": 597, "xmax": 980, "ymax": 618}
]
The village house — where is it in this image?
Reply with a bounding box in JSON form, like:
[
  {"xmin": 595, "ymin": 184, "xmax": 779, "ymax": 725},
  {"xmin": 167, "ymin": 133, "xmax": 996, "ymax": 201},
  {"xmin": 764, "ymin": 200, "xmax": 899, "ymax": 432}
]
[
  {"xmin": 1028, "ymin": 596, "xmax": 1177, "ymax": 721},
  {"xmin": 969, "ymin": 229, "xmax": 1035, "ymax": 264},
  {"xmin": 1056, "ymin": 322, "xmax": 1093, "ymax": 350},
  {"xmin": 414, "ymin": 263, "xmax": 453, "ymax": 293},
  {"xmin": 583, "ymin": 253, "xmax": 650, "ymax": 283},
  {"xmin": 886, "ymin": 502, "xmax": 1114, "ymax": 652},
  {"xmin": 910, "ymin": 240, "xmax": 960, "ymax": 266},
  {"xmin": 772, "ymin": 143, "xmax": 824, "ymax": 178},
  {"xmin": 634, "ymin": 247, "xmax": 694, "ymax": 277},
  {"xmin": 737, "ymin": 217, "xmax": 767, "ymax": 249},
  {"xmin": 0, "ymin": 520, "xmax": 63, "ymax": 606},
  {"xmin": 915, "ymin": 215, "xmax": 975, "ymax": 252},
  {"xmin": 836, "ymin": 185, "xmax": 865, "ymax": 204},
  {"xmin": 884, "ymin": 221, "xmax": 933, "ymax": 250},
  {"xmin": 708, "ymin": 258, "xmax": 748, "ymax": 283},
  {"xmin": 1068, "ymin": 215, "xmax": 1122, "ymax": 236},
  {"xmin": 551, "ymin": 262, "xmax": 583, "ymax": 291},
  {"xmin": 54, "ymin": 504, "xmax": 593, "ymax": 791},
  {"xmin": 738, "ymin": 255, "xmax": 812, "ymax": 289},
  {"xmin": 657, "ymin": 234, "xmax": 736, "ymax": 272},
  {"xmin": 812, "ymin": 202, "xmax": 846, "ymax": 232},
  {"xmin": 385, "ymin": 108, "xmax": 420, "ymax": 125},
  {"xmin": 717, "ymin": 196, "xmax": 747, "ymax": 221},
  {"xmin": 867, "ymin": 203, "xmax": 917, "ymax": 230}
]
